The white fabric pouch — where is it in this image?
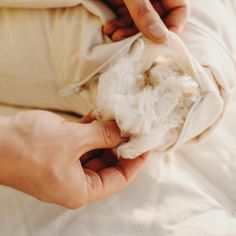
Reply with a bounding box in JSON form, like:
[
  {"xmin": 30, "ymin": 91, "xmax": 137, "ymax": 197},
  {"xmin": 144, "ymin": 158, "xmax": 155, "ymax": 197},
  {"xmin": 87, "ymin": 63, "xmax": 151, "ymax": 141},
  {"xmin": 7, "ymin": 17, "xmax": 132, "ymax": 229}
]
[{"xmin": 94, "ymin": 33, "xmax": 226, "ymax": 159}]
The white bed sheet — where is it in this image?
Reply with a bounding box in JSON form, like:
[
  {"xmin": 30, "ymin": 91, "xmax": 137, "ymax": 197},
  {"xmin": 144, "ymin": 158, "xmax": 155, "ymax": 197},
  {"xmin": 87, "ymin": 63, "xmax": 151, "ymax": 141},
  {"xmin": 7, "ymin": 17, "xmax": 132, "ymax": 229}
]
[
  {"xmin": 1, "ymin": 95, "xmax": 236, "ymax": 236},
  {"xmin": 1, "ymin": 0, "xmax": 236, "ymax": 235}
]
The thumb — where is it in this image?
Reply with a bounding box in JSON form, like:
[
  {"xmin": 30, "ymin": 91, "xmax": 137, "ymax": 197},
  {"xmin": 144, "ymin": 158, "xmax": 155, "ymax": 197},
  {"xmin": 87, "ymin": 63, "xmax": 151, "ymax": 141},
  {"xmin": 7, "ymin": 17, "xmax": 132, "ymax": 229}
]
[
  {"xmin": 124, "ymin": 0, "xmax": 168, "ymax": 43},
  {"xmin": 79, "ymin": 120, "xmax": 124, "ymax": 154}
]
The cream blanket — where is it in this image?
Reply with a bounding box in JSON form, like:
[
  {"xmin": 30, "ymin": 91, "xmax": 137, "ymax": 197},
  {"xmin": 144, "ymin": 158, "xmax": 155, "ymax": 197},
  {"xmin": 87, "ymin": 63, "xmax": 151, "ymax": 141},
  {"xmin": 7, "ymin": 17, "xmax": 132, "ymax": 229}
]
[{"xmin": 0, "ymin": 0, "xmax": 236, "ymax": 235}]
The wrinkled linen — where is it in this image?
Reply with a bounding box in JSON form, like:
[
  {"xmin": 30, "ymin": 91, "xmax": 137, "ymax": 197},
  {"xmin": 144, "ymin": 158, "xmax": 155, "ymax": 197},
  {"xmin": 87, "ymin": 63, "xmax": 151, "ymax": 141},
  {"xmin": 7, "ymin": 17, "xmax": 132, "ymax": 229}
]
[{"xmin": 1, "ymin": 0, "xmax": 236, "ymax": 236}]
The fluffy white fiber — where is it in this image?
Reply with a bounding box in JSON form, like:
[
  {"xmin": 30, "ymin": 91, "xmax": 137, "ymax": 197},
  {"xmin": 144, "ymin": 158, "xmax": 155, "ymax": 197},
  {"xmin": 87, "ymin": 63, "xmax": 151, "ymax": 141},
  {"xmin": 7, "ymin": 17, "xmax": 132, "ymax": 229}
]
[{"xmin": 94, "ymin": 39, "xmax": 201, "ymax": 159}]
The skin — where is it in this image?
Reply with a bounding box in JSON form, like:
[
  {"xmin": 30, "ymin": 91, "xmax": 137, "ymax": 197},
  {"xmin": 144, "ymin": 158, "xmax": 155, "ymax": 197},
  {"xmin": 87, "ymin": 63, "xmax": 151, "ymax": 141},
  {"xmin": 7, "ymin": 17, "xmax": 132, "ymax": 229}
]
[
  {"xmin": 0, "ymin": 0, "xmax": 189, "ymax": 211},
  {"xmin": 0, "ymin": 110, "xmax": 148, "ymax": 209},
  {"xmin": 103, "ymin": 0, "xmax": 190, "ymax": 42},
  {"xmin": 0, "ymin": 0, "xmax": 188, "ymax": 209}
]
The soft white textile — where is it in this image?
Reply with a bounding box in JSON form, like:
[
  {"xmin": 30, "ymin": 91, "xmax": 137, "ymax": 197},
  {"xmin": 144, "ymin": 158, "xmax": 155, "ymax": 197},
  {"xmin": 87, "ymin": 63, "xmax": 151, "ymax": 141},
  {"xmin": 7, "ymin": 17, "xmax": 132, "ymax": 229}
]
[
  {"xmin": 0, "ymin": 0, "xmax": 236, "ymax": 236},
  {"xmin": 95, "ymin": 33, "xmax": 223, "ymax": 158}
]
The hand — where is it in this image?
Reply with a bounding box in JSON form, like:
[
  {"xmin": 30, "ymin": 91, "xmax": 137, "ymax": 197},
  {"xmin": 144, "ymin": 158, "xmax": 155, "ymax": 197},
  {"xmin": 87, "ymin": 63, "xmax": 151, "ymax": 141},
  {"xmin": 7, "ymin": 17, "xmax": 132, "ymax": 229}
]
[
  {"xmin": 103, "ymin": 0, "xmax": 189, "ymax": 42},
  {"xmin": 0, "ymin": 110, "xmax": 148, "ymax": 208}
]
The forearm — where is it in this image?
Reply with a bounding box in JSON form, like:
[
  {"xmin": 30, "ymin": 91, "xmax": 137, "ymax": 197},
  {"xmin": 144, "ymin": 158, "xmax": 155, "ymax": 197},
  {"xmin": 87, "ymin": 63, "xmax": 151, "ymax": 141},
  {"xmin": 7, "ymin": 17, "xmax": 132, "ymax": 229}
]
[{"xmin": 0, "ymin": 115, "xmax": 16, "ymax": 186}]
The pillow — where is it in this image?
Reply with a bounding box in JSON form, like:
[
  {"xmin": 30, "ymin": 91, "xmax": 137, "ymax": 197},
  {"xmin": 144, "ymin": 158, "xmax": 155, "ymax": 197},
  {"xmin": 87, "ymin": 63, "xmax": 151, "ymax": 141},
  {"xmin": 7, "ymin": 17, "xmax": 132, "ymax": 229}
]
[{"xmin": 94, "ymin": 33, "xmax": 225, "ymax": 159}]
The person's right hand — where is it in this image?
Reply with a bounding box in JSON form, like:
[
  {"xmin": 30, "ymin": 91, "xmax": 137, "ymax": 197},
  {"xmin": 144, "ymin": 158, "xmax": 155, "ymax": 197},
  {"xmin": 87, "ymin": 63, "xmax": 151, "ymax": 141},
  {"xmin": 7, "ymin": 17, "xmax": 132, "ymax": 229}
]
[
  {"xmin": 103, "ymin": 0, "xmax": 190, "ymax": 42},
  {"xmin": 0, "ymin": 110, "xmax": 148, "ymax": 208}
]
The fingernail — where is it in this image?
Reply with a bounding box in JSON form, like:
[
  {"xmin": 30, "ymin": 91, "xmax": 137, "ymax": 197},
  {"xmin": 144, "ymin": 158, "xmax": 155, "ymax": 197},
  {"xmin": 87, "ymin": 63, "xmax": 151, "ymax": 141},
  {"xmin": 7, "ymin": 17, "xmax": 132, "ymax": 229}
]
[{"xmin": 148, "ymin": 22, "xmax": 168, "ymax": 41}]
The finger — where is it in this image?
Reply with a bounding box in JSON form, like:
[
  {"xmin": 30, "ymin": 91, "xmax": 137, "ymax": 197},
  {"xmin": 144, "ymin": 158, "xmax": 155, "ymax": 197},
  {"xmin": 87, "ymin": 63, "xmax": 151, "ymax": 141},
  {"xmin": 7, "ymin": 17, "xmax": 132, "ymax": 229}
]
[
  {"xmin": 80, "ymin": 149, "xmax": 103, "ymax": 164},
  {"xmin": 164, "ymin": 7, "xmax": 189, "ymax": 35},
  {"xmin": 161, "ymin": 0, "xmax": 189, "ymax": 12},
  {"xmin": 79, "ymin": 121, "xmax": 124, "ymax": 155},
  {"xmin": 103, "ymin": 15, "xmax": 133, "ymax": 36},
  {"xmin": 85, "ymin": 152, "xmax": 149, "ymax": 203},
  {"xmin": 83, "ymin": 158, "xmax": 107, "ymax": 172},
  {"xmin": 112, "ymin": 27, "xmax": 139, "ymax": 41},
  {"xmin": 103, "ymin": 149, "xmax": 119, "ymax": 166},
  {"xmin": 162, "ymin": 0, "xmax": 190, "ymax": 34},
  {"xmin": 151, "ymin": 0, "xmax": 166, "ymax": 17},
  {"xmin": 103, "ymin": 20, "xmax": 120, "ymax": 36},
  {"xmin": 79, "ymin": 112, "xmax": 96, "ymax": 124},
  {"xmin": 116, "ymin": 6, "xmax": 130, "ymax": 16},
  {"xmin": 83, "ymin": 151, "xmax": 117, "ymax": 172},
  {"xmin": 123, "ymin": 0, "xmax": 168, "ymax": 43}
]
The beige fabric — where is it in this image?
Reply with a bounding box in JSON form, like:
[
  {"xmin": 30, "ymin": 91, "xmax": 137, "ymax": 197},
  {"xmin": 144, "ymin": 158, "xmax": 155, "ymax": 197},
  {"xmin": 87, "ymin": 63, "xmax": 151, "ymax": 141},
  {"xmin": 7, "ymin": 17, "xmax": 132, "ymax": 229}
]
[
  {"xmin": 0, "ymin": 1, "xmax": 139, "ymax": 114},
  {"xmin": 0, "ymin": 0, "xmax": 115, "ymax": 9},
  {"xmin": 0, "ymin": 103, "xmax": 80, "ymax": 121},
  {"xmin": 0, "ymin": 0, "xmax": 84, "ymax": 8},
  {"xmin": 0, "ymin": 0, "xmax": 235, "ymax": 156},
  {"xmin": 0, "ymin": 0, "xmax": 236, "ymax": 235}
]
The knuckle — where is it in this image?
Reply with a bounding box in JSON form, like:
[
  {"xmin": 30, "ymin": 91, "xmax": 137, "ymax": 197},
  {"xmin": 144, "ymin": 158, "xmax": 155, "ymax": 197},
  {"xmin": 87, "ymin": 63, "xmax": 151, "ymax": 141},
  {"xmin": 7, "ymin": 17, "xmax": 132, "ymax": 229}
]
[
  {"xmin": 135, "ymin": 5, "xmax": 153, "ymax": 18},
  {"xmin": 43, "ymin": 164, "xmax": 62, "ymax": 187}
]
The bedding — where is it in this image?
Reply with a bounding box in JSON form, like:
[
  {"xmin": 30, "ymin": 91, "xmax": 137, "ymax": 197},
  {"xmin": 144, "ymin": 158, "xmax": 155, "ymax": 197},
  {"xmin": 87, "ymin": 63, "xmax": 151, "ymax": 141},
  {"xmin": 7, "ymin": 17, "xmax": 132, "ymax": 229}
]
[
  {"xmin": 94, "ymin": 34, "xmax": 221, "ymax": 159},
  {"xmin": 0, "ymin": 0, "xmax": 236, "ymax": 235}
]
